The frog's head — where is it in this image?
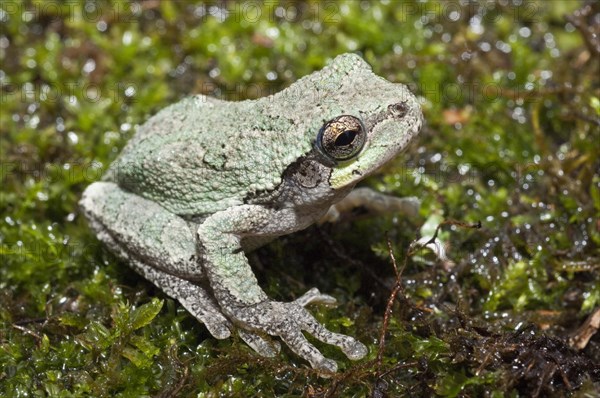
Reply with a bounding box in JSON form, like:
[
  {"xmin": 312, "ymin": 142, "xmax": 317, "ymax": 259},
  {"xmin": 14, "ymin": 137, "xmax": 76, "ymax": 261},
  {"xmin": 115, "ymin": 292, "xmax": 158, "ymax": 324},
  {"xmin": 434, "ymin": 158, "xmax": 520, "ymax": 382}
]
[{"xmin": 307, "ymin": 53, "xmax": 423, "ymax": 190}]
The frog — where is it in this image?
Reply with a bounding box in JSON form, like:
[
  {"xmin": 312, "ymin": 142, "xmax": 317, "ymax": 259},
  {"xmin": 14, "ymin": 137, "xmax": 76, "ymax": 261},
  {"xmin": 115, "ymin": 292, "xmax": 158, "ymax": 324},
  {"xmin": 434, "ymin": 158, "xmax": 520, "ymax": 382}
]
[{"xmin": 79, "ymin": 53, "xmax": 423, "ymax": 373}]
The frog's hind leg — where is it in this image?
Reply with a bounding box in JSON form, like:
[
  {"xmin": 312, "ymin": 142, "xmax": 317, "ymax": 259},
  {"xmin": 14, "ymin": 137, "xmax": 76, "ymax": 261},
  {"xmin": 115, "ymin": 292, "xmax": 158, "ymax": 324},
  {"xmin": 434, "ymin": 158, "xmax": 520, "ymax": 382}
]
[
  {"xmin": 79, "ymin": 181, "xmax": 232, "ymax": 339},
  {"xmin": 129, "ymin": 262, "xmax": 233, "ymax": 339}
]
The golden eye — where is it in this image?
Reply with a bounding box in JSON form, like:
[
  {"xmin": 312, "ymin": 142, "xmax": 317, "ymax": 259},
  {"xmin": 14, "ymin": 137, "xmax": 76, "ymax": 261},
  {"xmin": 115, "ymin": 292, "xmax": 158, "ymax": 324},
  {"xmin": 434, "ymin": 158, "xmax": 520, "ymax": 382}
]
[{"xmin": 316, "ymin": 115, "xmax": 366, "ymax": 161}]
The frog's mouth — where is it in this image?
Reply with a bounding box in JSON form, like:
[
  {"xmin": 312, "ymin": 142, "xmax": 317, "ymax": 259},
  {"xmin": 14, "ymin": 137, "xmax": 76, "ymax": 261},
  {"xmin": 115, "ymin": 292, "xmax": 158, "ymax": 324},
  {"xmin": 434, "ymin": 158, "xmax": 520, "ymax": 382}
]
[{"xmin": 328, "ymin": 102, "xmax": 422, "ymax": 189}]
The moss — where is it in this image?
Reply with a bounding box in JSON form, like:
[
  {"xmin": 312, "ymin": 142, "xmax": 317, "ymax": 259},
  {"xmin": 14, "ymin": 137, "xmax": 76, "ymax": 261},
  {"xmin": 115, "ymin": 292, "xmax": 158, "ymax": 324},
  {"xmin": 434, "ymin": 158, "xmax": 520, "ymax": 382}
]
[{"xmin": 1, "ymin": 0, "xmax": 598, "ymax": 396}]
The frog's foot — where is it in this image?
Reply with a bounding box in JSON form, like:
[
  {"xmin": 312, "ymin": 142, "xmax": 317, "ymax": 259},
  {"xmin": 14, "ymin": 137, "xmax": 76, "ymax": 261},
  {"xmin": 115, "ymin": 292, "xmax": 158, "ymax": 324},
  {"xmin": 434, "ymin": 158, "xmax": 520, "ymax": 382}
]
[
  {"xmin": 226, "ymin": 298, "xmax": 368, "ymax": 373},
  {"xmin": 295, "ymin": 287, "xmax": 337, "ymax": 306},
  {"xmin": 321, "ymin": 187, "xmax": 421, "ymax": 223},
  {"xmin": 235, "ymin": 288, "xmax": 334, "ymax": 359}
]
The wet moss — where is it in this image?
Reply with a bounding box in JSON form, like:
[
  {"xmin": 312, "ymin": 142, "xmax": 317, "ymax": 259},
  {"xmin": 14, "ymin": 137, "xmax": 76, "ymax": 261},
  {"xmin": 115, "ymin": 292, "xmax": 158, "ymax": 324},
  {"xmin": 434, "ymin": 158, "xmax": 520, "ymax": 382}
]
[{"xmin": 1, "ymin": 0, "xmax": 599, "ymax": 396}]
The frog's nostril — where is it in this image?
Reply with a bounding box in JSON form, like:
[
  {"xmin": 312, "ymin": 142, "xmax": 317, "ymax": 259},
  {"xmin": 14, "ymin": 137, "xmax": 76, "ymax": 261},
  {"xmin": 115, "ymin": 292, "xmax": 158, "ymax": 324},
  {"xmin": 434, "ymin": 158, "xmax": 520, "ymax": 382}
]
[{"xmin": 388, "ymin": 102, "xmax": 408, "ymax": 118}]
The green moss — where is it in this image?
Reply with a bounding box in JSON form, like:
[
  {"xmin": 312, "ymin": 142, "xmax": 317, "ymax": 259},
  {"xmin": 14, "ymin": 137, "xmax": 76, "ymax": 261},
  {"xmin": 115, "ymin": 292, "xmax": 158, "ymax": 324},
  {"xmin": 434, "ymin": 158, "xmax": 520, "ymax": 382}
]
[{"xmin": 2, "ymin": 0, "xmax": 598, "ymax": 396}]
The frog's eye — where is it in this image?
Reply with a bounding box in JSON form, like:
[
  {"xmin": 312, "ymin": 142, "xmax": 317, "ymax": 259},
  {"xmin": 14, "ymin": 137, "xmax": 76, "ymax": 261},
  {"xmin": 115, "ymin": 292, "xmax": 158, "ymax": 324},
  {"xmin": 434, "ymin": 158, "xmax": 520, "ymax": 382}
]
[{"xmin": 316, "ymin": 115, "xmax": 366, "ymax": 161}]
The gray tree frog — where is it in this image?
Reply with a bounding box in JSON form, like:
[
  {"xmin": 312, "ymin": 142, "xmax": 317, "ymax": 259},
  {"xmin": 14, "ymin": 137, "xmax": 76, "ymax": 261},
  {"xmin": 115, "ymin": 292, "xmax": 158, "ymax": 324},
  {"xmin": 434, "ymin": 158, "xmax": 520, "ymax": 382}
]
[{"xmin": 80, "ymin": 53, "xmax": 422, "ymax": 373}]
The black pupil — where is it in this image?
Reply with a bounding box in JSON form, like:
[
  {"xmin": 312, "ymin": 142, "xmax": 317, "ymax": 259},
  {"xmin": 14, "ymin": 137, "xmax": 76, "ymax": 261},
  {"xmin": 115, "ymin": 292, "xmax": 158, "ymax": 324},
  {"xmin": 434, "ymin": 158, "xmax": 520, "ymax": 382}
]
[{"xmin": 335, "ymin": 130, "xmax": 357, "ymax": 146}]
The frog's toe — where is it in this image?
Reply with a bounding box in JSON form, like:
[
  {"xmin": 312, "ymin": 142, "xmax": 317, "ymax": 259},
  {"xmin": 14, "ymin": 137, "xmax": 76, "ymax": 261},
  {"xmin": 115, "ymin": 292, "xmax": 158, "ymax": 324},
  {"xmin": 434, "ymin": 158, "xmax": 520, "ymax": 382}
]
[
  {"xmin": 295, "ymin": 287, "xmax": 337, "ymax": 307},
  {"xmin": 313, "ymin": 357, "xmax": 337, "ymax": 375},
  {"xmin": 341, "ymin": 339, "xmax": 368, "ymax": 360},
  {"xmin": 174, "ymin": 303, "xmax": 231, "ymax": 339},
  {"xmin": 201, "ymin": 317, "xmax": 232, "ymax": 340},
  {"xmin": 298, "ymin": 309, "xmax": 368, "ymax": 361},
  {"xmin": 168, "ymin": 284, "xmax": 233, "ymax": 339},
  {"xmin": 238, "ymin": 329, "xmax": 280, "ymax": 357},
  {"xmin": 276, "ymin": 302, "xmax": 366, "ymax": 369},
  {"xmin": 279, "ymin": 326, "xmax": 338, "ymax": 374},
  {"xmin": 165, "ymin": 285, "xmax": 233, "ymax": 341}
]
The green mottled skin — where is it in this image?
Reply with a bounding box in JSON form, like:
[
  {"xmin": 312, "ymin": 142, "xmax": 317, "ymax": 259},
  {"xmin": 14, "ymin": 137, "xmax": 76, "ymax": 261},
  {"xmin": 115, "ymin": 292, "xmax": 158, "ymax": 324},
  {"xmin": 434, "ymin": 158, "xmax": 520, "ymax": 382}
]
[{"xmin": 81, "ymin": 53, "xmax": 423, "ymax": 373}]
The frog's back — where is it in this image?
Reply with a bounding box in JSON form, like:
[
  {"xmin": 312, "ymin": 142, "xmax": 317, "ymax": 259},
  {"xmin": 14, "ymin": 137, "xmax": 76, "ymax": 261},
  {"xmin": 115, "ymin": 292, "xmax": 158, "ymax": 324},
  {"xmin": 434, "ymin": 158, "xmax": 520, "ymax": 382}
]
[
  {"xmin": 104, "ymin": 54, "xmax": 387, "ymax": 216},
  {"xmin": 105, "ymin": 95, "xmax": 309, "ymax": 216}
]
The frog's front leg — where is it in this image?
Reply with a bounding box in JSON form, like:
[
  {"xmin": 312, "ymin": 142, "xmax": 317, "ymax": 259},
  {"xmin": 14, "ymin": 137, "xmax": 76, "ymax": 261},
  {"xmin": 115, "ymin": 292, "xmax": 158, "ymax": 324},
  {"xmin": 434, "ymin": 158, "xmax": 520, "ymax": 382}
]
[
  {"xmin": 198, "ymin": 205, "xmax": 368, "ymax": 373},
  {"xmin": 322, "ymin": 187, "xmax": 421, "ymax": 223}
]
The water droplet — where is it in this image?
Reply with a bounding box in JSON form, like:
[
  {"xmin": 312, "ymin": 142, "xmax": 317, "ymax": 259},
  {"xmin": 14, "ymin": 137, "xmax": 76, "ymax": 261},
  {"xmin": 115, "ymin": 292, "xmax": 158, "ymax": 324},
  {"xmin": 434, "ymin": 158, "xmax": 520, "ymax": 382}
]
[
  {"xmin": 36, "ymin": 192, "xmax": 48, "ymax": 201},
  {"xmin": 67, "ymin": 131, "xmax": 78, "ymax": 145},
  {"xmin": 82, "ymin": 59, "xmax": 96, "ymax": 74},
  {"xmin": 122, "ymin": 31, "xmax": 132, "ymax": 45},
  {"xmin": 519, "ymin": 27, "xmax": 531, "ymax": 38}
]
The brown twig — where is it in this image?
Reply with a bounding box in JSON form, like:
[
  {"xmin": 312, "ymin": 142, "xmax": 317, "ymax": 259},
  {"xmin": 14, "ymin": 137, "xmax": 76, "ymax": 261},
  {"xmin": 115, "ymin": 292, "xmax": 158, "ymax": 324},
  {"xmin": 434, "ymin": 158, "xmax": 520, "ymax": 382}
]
[
  {"xmin": 12, "ymin": 323, "xmax": 43, "ymax": 342},
  {"xmin": 416, "ymin": 219, "xmax": 481, "ymax": 250},
  {"xmin": 375, "ymin": 219, "xmax": 480, "ymax": 379},
  {"xmin": 375, "ymin": 236, "xmax": 406, "ymax": 377},
  {"xmin": 565, "ymin": 3, "xmax": 600, "ymax": 56}
]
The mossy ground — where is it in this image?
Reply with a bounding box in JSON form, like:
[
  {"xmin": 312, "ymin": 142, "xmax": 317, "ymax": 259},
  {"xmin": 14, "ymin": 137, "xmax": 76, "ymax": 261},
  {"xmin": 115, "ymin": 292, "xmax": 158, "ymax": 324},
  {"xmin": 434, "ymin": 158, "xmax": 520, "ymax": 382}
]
[{"xmin": 1, "ymin": 1, "xmax": 599, "ymax": 397}]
